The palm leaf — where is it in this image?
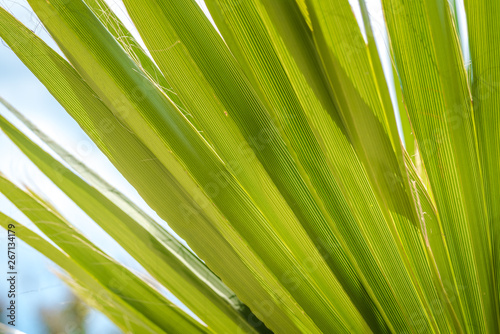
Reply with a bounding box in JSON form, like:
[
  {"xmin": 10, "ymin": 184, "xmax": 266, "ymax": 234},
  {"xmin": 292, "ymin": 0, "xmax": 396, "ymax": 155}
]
[
  {"xmin": 0, "ymin": 0, "xmax": 499, "ymax": 333},
  {"xmin": 0, "ymin": 178, "xmax": 205, "ymax": 333},
  {"xmin": 0, "ymin": 101, "xmax": 259, "ymax": 334}
]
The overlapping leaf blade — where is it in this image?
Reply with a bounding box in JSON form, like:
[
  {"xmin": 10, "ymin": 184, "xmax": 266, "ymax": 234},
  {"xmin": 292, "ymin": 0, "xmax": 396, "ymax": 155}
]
[
  {"xmin": 0, "ymin": 8, "xmax": 319, "ymax": 333},
  {"xmin": 0, "ymin": 96, "xmax": 241, "ymax": 316},
  {"xmin": 0, "ymin": 104, "xmax": 259, "ymax": 334},
  {"xmin": 0, "ymin": 213, "xmax": 165, "ymax": 334},
  {"xmin": 382, "ymin": 0, "xmax": 498, "ymax": 332},
  {"xmin": 204, "ymin": 0, "xmax": 442, "ymax": 332},
  {"xmin": 463, "ymin": 0, "xmax": 500, "ymax": 324},
  {"xmin": 0, "ymin": 178, "xmax": 205, "ymax": 333}
]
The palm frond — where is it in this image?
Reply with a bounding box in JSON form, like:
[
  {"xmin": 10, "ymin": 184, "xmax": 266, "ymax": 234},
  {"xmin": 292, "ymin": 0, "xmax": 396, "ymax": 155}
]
[{"xmin": 0, "ymin": 0, "xmax": 498, "ymax": 333}]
